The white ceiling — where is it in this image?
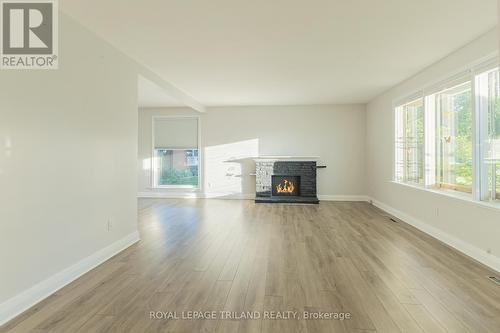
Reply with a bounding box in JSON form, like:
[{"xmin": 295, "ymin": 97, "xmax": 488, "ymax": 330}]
[
  {"xmin": 138, "ymin": 76, "xmax": 183, "ymax": 108},
  {"xmin": 61, "ymin": 0, "xmax": 498, "ymax": 107}
]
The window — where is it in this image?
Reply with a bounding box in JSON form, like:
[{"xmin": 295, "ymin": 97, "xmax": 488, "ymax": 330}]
[
  {"xmin": 430, "ymin": 81, "xmax": 473, "ymax": 193},
  {"xmin": 477, "ymin": 68, "xmax": 500, "ymax": 200},
  {"xmin": 394, "ymin": 61, "xmax": 500, "ymax": 202},
  {"xmin": 152, "ymin": 117, "xmax": 200, "ymax": 188},
  {"xmin": 395, "ymin": 98, "xmax": 424, "ymax": 185}
]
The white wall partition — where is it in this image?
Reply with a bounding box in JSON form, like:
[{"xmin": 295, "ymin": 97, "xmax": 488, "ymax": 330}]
[{"xmin": 0, "ymin": 15, "xmax": 140, "ymax": 324}]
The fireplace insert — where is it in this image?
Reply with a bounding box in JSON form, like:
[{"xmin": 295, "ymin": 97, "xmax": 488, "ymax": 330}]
[{"xmin": 272, "ymin": 175, "xmax": 300, "ymax": 196}]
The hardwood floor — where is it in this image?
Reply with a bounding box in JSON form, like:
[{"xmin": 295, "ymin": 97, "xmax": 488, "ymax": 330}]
[{"xmin": 2, "ymin": 199, "xmax": 500, "ymax": 333}]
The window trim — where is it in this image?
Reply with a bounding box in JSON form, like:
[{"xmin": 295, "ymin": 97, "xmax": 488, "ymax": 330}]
[
  {"xmin": 392, "ymin": 55, "xmax": 500, "ymax": 205},
  {"xmin": 151, "ymin": 115, "xmax": 202, "ymax": 190},
  {"xmin": 429, "ymin": 79, "xmax": 474, "ymax": 195},
  {"xmin": 394, "ymin": 96, "xmax": 425, "ymax": 185},
  {"xmin": 475, "ymin": 67, "xmax": 500, "ymax": 201}
]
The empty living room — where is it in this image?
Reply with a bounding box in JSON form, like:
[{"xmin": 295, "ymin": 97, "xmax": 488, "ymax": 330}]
[{"xmin": 2, "ymin": 1, "xmax": 500, "ymax": 332}]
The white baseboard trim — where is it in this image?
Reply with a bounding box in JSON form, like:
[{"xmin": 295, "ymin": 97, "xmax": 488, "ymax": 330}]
[
  {"xmin": 0, "ymin": 231, "xmax": 140, "ymax": 326},
  {"xmin": 138, "ymin": 192, "xmax": 370, "ymax": 202},
  {"xmin": 318, "ymin": 195, "xmax": 369, "ymax": 202},
  {"xmin": 203, "ymin": 193, "xmax": 255, "ymax": 200},
  {"xmin": 137, "ymin": 191, "xmax": 255, "ymax": 200},
  {"xmin": 369, "ymin": 197, "xmax": 500, "ymax": 274},
  {"xmin": 137, "ymin": 191, "xmax": 202, "ymax": 199}
]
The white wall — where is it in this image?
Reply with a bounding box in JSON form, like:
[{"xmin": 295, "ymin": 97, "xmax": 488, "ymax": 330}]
[
  {"xmin": 0, "ymin": 14, "xmax": 139, "ymax": 322},
  {"xmin": 366, "ymin": 28, "xmax": 500, "ymax": 272},
  {"xmin": 138, "ymin": 105, "xmax": 367, "ymax": 199}
]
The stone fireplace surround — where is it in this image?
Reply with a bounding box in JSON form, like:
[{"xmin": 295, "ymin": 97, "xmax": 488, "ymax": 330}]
[{"xmin": 255, "ymin": 157, "xmax": 320, "ymax": 204}]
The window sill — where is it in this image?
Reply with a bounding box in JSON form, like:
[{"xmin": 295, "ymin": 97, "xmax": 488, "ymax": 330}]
[{"xmin": 390, "ymin": 181, "xmax": 500, "ymax": 212}]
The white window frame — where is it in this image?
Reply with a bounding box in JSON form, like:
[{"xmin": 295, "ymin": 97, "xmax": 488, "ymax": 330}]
[
  {"xmin": 393, "ymin": 94, "xmax": 425, "ymax": 185},
  {"xmin": 475, "ymin": 63, "xmax": 500, "ymax": 201},
  {"xmin": 151, "ymin": 115, "xmax": 202, "ymax": 190},
  {"xmin": 426, "ymin": 76, "xmax": 474, "ymax": 195},
  {"xmin": 393, "ymin": 55, "xmax": 500, "ymax": 205}
]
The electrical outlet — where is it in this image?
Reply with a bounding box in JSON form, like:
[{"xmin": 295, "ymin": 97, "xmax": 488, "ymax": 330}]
[{"xmin": 107, "ymin": 219, "xmax": 113, "ymax": 232}]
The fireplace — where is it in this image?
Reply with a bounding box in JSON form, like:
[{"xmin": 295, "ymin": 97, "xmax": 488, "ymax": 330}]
[
  {"xmin": 254, "ymin": 159, "xmax": 320, "ymax": 204},
  {"xmin": 272, "ymin": 176, "xmax": 300, "ymax": 196}
]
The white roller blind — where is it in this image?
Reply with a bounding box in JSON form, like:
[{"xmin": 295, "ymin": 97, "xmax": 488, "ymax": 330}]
[{"xmin": 154, "ymin": 117, "xmax": 198, "ymax": 149}]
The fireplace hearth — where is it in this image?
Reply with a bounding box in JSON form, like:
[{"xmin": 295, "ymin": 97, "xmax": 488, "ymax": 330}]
[{"xmin": 254, "ymin": 158, "xmax": 320, "ymax": 204}]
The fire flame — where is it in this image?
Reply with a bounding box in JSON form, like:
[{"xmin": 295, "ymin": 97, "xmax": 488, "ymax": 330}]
[{"xmin": 276, "ymin": 179, "xmax": 295, "ymax": 194}]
